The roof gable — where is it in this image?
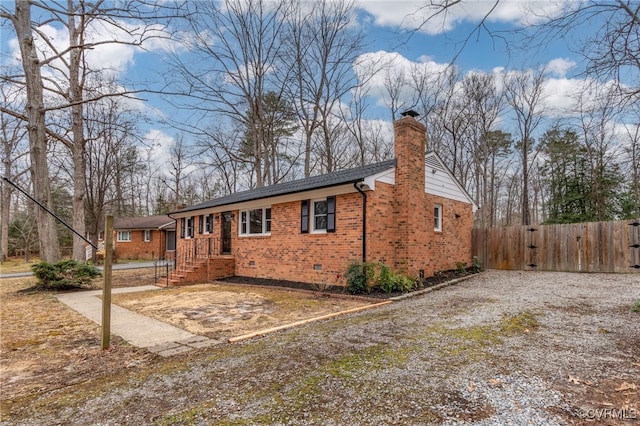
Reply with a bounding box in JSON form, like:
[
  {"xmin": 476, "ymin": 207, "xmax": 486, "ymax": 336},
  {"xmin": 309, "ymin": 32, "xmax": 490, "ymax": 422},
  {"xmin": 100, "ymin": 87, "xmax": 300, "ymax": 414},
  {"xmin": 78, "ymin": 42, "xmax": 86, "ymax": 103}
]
[{"xmin": 425, "ymin": 152, "xmax": 477, "ymax": 209}]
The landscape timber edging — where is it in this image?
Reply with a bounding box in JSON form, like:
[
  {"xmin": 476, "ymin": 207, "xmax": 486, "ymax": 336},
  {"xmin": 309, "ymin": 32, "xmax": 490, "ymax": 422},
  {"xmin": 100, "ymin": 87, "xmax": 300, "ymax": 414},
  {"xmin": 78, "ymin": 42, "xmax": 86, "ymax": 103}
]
[{"xmin": 389, "ymin": 273, "xmax": 481, "ymax": 301}]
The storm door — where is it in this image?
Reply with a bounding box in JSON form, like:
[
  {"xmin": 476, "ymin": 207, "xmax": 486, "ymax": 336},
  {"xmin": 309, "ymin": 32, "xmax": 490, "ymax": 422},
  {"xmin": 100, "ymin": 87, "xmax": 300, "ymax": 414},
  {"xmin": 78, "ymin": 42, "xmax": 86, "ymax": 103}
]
[{"xmin": 221, "ymin": 212, "xmax": 232, "ymax": 254}]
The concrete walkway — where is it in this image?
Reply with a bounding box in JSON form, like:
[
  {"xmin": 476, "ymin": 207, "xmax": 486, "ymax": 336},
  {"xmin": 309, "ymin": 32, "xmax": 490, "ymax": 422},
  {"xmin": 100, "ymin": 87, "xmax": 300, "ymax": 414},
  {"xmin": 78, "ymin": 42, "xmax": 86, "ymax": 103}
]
[{"xmin": 56, "ymin": 286, "xmax": 222, "ymax": 357}]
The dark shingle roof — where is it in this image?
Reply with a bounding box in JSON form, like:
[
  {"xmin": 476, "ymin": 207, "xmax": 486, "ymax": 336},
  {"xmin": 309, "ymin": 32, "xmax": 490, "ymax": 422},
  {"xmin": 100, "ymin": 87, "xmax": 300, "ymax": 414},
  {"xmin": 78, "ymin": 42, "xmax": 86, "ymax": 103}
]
[
  {"xmin": 173, "ymin": 159, "xmax": 397, "ymax": 214},
  {"xmin": 113, "ymin": 215, "xmax": 175, "ymax": 230}
]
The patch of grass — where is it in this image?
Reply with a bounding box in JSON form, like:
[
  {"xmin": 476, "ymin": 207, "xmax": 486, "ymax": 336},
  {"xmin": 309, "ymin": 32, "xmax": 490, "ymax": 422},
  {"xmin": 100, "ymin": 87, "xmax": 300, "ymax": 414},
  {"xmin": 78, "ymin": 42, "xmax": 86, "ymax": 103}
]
[
  {"xmin": 325, "ymin": 343, "xmax": 411, "ymax": 379},
  {"xmin": 632, "ymin": 299, "xmax": 640, "ymax": 313},
  {"xmin": 499, "ymin": 311, "xmax": 540, "ymax": 334},
  {"xmin": 428, "ymin": 324, "xmax": 503, "ymax": 364},
  {"xmin": 0, "ymin": 258, "xmax": 39, "ymax": 273},
  {"xmin": 154, "ymin": 407, "xmax": 203, "ymax": 426}
]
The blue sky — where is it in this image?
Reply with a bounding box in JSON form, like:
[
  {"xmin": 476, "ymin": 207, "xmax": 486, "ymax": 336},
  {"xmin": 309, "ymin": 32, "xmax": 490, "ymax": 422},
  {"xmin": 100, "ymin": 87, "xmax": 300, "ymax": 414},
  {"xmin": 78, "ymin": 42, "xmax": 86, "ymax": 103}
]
[{"xmin": 1, "ymin": 1, "xmax": 629, "ymax": 162}]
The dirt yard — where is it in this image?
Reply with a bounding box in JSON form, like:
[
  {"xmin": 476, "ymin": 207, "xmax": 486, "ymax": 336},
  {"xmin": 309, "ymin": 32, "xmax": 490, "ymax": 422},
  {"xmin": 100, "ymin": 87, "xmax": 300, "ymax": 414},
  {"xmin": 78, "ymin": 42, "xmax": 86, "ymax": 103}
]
[
  {"xmin": 0, "ymin": 269, "xmax": 369, "ymax": 402},
  {"xmin": 111, "ymin": 283, "xmax": 372, "ymax": 340},
  {"xmin": 1, "ymin": 270, "xmax": 639, "ymax": 425}
]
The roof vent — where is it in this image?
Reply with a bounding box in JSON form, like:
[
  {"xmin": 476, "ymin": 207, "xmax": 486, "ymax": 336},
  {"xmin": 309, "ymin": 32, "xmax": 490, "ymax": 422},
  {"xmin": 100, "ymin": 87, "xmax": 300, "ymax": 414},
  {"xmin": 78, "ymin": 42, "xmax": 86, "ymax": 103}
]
[{"xmin": 401, "ymin": 109, "xmax": 419, "ymax": 118}]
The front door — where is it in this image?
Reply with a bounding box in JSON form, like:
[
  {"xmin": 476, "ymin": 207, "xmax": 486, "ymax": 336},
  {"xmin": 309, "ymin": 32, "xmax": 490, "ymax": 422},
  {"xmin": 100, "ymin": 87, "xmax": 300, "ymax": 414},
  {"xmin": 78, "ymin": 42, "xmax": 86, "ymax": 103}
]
[
  {"xmin": 221, "ymin": 212, "xmax": 232, "ymax": 254},
  {"xmin": 165, "ymin": 231, "xmax": 176, "ymax": 251}
]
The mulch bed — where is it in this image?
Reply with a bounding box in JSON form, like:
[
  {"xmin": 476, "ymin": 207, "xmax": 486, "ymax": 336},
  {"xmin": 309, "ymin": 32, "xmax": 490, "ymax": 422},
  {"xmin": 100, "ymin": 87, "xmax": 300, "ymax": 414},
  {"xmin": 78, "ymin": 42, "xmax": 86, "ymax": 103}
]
[{"xmin": 219, "ymin": 268, "xmax": 480, "ymax": 299}]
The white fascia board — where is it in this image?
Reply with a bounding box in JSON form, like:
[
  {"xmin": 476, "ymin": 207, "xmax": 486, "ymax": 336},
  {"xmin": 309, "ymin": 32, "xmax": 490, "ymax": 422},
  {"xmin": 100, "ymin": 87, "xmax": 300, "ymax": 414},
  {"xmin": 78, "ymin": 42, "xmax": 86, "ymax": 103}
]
[
  {"xmin": 363, "ymin": 167, "xmax": 395, "ymax": 190},
  {"xmin": 173, "ymin": 183, "xmax": 360, "ymax": 217}
]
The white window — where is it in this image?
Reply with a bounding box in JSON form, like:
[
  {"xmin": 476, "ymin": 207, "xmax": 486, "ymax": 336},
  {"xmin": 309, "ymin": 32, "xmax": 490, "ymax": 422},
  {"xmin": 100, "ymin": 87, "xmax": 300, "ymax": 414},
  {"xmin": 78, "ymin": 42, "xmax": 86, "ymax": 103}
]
[
  {"xmin": 180, "ymin": 217, "xmax": 195, "ymax": 238},
  {"xmin": 434, "ymin": 204, "xmax": 443, "ymax": 232},
  {"xmin": 301, "ymin": 197, "xmax": 335, "ymax": 234},
  {"xmin": 312, "ymin": 199, "xmax": 328, "ymax": 232},
  {"xmin": 144, "ymin": 230, "xmax": 152, "ymax": 242},
  {"xmin": 98, "ymin": 231, "xmax": 103, "ymax": 241},
  {"xmin": 240, "ymin": 207, "xmax": 271, "ymax": 236},
  {"xmin": 117, "ymin": 231, "xmax": 131, "ymax": 242},
  {"xmin": 186, "ymin": 216, "xmax": 194, "ymax": 238}
]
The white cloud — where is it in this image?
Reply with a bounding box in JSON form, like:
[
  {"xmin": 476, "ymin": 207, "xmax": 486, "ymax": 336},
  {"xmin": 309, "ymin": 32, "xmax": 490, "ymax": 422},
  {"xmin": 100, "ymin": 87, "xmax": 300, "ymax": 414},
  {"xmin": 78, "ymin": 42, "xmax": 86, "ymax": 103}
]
[
  {"xmin": 541, "ymin": 77, "xmax": 583, "ymax": 117},
  {"xmin": 355, "ymin": 0, "xmax": 575, "ymax": 35},
  {"xmin": 143, "ymin": 129, "xmax": 175, "ymax": 171},
  {"xmin": 354, "ymin": 50, "xmax": 450, "ymax": 109},
  {"xmin": 546, "ymin": 58, "xmax": 576, "ymax": 78}
]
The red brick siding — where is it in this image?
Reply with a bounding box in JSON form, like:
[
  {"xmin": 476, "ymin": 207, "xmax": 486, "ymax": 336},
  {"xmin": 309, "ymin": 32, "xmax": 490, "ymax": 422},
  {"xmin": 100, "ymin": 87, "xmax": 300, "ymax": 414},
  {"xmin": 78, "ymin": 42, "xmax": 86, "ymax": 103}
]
[
  {"xmin": 423, "ymin": 196, "xmax": 474, "ymax": 274},
  {"xmin": 233, "ymin": 195, "xmax": 364, "ymax": 285},
  {"xmin": 208, "ymin": 257, "xmax": 235, "ymax": 279},
  {"xmin": 366, "ymin": 181, "xmax": 397, "ymax": 266},
  {"xmin": 365, "ymin": 180, "xmax": 473, "ymax": 278},
  {"xmin": 113, "ymin": 229, "xmax": 165, "ymax": 260},
  {"xmin": 393, "ymin": 116, "xmax": 428, "ymax": 275}
]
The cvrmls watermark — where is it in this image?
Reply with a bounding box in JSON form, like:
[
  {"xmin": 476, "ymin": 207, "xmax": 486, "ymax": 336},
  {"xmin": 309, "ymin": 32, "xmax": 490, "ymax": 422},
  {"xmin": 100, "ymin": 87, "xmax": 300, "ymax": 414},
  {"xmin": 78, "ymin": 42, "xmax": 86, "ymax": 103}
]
[{"xmin": 577, "ymin": 408, "xmax": 637, "ymax": 420}]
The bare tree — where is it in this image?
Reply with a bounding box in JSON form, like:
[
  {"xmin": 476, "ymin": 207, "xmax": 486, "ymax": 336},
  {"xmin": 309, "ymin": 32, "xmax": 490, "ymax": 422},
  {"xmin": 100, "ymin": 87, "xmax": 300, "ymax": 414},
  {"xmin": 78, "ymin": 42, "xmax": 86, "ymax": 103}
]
[
  {"xmin": 160, "ymin": 134, "xmax": 195, "ymax": 208},
  {"xmin": 382, "ymin": 66, "xmax": 407, "ymax": 122},
  {"xmin": 429, "ymin": 67, "xmax": 473, "ymax": 185},
  {"xmin": 194, "ymin": 124, "xmax": 250, "ymax": 196},
  {"xmin": 411, "ymin": 1, "xmax": 640, "ymax": 105},
  {"xmin": 1, "ymin": 1, "xmax": 61, "ymax": 261},
  {"xmin": 284, "ymin": 0, "xmax": 367, "ymax": 176},
  {"xmin": 528, "ymin": 1, "xmax": 640, "ymax": 106},
  {"xmin": 621, "ymin": 105, "xmax": 640, "ymax": 217},
  {"xmin": 503, "ymin": 67, "xmax": 547, "ymax": 225},
  {"xmin": 166, "ymin": 0, "xmax": 291, "ymax": 188},
  {"xmin": 575, "ymin": 85, "xmax": 625, "ymax": 220},
  {"xmin": 83, "ymin": 94, "xmax": 142, "ymax": 251},
  {"xmin": 461, "ymin": 72, "xmax": 507, "ymax": 227},
  {"xmin": 340, "ymin": 83, "xmax": 393, "ymax": 166},
  {"xmin": 0, "ymin": 84, "xmax": 29, "ymax": 261},
  {"xmin": 1, "ymin": 0, "xmax": 182, "ymax": 260}
]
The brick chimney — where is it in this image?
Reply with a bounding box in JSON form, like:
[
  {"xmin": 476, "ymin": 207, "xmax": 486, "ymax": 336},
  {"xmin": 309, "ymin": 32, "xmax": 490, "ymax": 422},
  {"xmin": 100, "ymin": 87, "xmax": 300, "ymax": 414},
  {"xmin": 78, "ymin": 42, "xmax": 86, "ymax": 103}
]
[{"xmin": 394, "ymin": 110, "xmax": 427, "ymax": 274}]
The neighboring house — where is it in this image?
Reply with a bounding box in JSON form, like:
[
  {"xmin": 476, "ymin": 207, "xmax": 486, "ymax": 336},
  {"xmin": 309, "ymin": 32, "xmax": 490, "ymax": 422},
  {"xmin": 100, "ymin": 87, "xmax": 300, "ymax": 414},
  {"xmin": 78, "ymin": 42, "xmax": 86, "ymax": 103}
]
[
  {"xmin": 113, "ymin": 215, "xmax": 176, "ymax": 261},
  {"xmin": 170, "ymin": 113, "xmax": 477, "ymax": 286}
]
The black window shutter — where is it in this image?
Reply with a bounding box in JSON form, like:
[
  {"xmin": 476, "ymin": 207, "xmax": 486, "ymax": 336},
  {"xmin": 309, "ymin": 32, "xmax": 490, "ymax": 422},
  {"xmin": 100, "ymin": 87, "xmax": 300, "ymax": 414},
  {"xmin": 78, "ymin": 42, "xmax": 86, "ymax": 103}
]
[
  {"xmin": 301, "ymin": 200, "xmax": 309, "ymax": 233},
  {"xmin": 327, "ymin": 196, "xmax": 336, "ymax": 232},
  {"xmin": 198, "ymin": 215, "xmax": 204, "ymax": 234},
  {"xmin": 180, "ymin": 218, "xmax": 185, "ymax": 238}
]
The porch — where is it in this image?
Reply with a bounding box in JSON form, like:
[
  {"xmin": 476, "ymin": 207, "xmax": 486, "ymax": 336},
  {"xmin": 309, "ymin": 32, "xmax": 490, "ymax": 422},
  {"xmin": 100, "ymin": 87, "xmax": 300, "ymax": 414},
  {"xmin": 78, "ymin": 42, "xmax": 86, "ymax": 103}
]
[{"xmin": 163, "ymin": 238, "xmax": 235, "ymax": 286}]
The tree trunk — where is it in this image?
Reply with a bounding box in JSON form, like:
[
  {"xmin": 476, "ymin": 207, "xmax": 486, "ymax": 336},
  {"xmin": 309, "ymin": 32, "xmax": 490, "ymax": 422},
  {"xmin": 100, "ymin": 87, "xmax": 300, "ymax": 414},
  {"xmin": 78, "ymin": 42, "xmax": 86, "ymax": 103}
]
[
  {"xmin": 522, "ymin": 150, "xmax": 530, "ymax": 226},
  {"xmin": 14, "ymin": 0, "xmax": 60, "ymax": 262},
  {"xmin": 0, "ymin": 180, "xmax": 10, "ymax": 261},
  {"xmin": 68, "ymin": 2, "xmax": 87, "ymax": 261}
]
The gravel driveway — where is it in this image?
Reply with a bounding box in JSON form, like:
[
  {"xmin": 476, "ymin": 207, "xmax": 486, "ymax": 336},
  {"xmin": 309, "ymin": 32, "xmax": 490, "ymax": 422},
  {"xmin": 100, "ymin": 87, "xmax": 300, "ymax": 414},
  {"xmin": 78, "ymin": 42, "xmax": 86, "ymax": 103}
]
[{"xmin": 4, "ymin": 270, "xmax": 639, "ymax": 425}]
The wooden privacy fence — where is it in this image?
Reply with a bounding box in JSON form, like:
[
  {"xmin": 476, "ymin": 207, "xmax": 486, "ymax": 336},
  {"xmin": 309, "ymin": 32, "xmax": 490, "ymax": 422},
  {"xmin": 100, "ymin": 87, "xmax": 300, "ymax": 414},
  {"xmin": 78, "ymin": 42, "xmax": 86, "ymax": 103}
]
[{"xmin": 472, "ymin": 219, "xmax": 640, "ymax": 273}]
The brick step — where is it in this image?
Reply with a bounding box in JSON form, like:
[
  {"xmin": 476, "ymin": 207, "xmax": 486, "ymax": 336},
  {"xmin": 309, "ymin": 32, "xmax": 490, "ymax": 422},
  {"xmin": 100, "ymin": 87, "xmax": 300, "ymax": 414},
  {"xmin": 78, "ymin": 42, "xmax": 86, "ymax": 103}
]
[
  {"xmin": 159, "ymin": 257, "xmax": 233, "ymax": 286},
  {"xmin": 162, "ymin": 259, "xmax": 210, "ymax": 286}
]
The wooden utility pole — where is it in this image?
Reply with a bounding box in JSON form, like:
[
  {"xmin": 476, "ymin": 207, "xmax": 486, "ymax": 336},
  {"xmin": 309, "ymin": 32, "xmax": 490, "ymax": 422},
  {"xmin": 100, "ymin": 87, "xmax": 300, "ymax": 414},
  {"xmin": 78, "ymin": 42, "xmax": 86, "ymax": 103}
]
[{"xmin": 101, "ymin": 215, "xmax": 113, "ymax": 349}]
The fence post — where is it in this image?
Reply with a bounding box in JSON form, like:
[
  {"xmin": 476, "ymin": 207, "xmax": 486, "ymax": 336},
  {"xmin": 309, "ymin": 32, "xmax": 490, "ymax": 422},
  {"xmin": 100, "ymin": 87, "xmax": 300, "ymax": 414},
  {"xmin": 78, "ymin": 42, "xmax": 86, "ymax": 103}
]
[{"xmin": 101, "ymin": 215, "xmax": 113, "ymax": 350}]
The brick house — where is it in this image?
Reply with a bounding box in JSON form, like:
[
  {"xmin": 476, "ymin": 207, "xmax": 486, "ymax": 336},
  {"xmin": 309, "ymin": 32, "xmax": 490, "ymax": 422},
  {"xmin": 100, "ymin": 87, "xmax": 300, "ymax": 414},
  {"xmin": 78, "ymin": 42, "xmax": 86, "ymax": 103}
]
[
  {"xmin": 169, "ymin": 113, "xmax": 476, "ymax": 286},
  {"xmin": 113, "ymin": 215, "xmax": 176, "ymax": 261}
]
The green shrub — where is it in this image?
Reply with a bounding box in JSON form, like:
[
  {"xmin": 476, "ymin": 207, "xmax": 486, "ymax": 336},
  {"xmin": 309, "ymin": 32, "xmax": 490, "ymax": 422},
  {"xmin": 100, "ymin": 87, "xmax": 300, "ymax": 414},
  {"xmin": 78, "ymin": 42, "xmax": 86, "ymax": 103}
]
[
  {"xmin": 345, "ymin": 261, "xmax": 416, "ymax": 294},
  {"xmin": 31, "ymin": 259, "xmax": 101, "ymax": 290},
  {"xmin": 377, "ymin": 265, "xmax": 415, "ymax": 293},
  {"xmin": 471, "ymin": 256, "xmax": 483, "ymax": 272},
  {"xmin": 345, "ymin": 261, "xmax": 374, "ymax": 294},
  {"xmin": 390, "ymin": 273, "xmax": 416, "ymax": 293},
  {"xmin": 632, "ymin": 299, "xmax": 640, "ymax": 313},
  {"xmin": 376, "ymin": 263, "xmax": 393, "ymax": 292}
]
